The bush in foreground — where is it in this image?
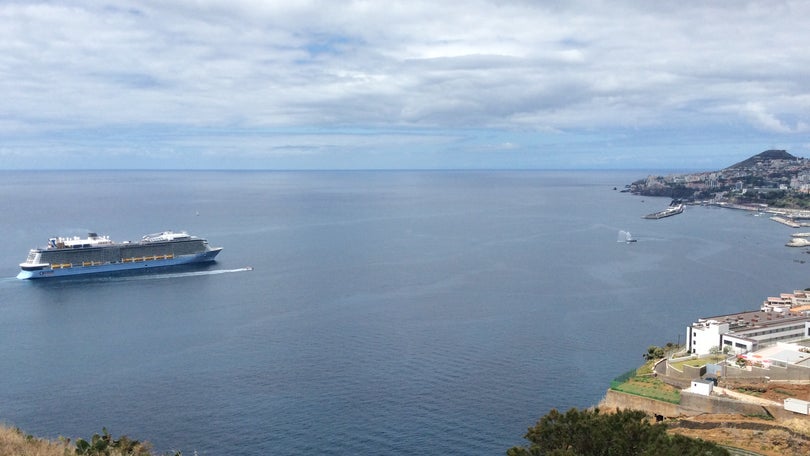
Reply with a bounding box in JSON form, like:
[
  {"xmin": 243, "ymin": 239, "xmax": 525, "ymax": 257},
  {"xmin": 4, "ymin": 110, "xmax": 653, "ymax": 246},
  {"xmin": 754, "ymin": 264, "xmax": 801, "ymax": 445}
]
[
  {"xmin": 74, "ymin": 427, "xmax": 155, "ymax": 455},
  {"xmin": 507, "ymin": 408, "xmax": 729, "ymax": 456},
  {"xmin": 0, "ymin": 425, "xmax": 179, "ymax": 456},
  {"xmin": 0, "ymin": 425, "xmax": 72, "ymax": 456}
]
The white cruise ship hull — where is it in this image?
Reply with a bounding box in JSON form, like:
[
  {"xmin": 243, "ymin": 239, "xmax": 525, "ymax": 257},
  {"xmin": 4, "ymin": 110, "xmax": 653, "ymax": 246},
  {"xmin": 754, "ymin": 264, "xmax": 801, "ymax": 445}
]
[{"xmin": 17, "ymin": 249, "xmax": 222, "ymax": 280}]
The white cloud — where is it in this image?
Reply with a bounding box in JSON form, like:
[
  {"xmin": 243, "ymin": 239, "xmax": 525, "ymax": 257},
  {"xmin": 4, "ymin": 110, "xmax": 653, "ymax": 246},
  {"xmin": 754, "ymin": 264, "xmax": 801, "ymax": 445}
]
[{"xmin": 2, "ymin": 0, "xmax": 810, "ymax": 168}]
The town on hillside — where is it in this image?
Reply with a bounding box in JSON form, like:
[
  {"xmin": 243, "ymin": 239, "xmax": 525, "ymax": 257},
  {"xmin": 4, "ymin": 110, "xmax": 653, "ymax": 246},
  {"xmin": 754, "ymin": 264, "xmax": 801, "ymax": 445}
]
[{"xmin": 629, "ymin": 150, "xmax": 810, "ymax": 212}]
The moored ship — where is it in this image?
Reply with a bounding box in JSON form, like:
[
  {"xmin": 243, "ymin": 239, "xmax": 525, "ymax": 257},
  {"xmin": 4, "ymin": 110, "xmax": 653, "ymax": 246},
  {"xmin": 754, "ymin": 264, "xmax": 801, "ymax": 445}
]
[
  {"xmin": 18, "ymin": 231, "xmax": 222, "ymax": 279},
  {"xmin": 643, "ymin": 200, "xmax": 684, "ymax": 220}
]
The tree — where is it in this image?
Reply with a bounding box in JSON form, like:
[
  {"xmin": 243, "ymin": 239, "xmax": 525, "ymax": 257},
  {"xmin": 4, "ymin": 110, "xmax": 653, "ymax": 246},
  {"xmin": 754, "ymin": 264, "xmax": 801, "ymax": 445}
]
[
  {"xmin": 709, "ymin": 346, "xmax": 724, "ymax": 362},
  {"xmin": 507, "ymin": 408, "xmax": 729, "ymax": 456},
  {"xmin": 643, "ymin": 346, "xmax": 665, "ymax": 361}
]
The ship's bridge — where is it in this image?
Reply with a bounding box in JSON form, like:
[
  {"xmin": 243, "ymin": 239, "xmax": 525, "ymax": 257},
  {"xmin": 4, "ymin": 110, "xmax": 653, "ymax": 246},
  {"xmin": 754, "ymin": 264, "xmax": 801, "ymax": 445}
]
[{"xmin": 142, "ymin": 231, "xmax": 191, "ymax": 242}]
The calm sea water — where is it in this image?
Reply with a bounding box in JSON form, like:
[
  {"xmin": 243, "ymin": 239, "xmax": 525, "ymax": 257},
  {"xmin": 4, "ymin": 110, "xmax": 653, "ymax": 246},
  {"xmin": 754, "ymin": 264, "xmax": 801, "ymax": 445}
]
[{"xmin": 0, "ymin": 170, "xmax": 808, "ymax": 455}]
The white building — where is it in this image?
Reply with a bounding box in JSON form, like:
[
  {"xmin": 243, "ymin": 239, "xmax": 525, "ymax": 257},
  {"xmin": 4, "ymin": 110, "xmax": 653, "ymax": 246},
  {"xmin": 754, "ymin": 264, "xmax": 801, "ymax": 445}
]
[
  {"xmin": 690, "ymin": 379, "xmax": 714, "ymax": 396},
  {"xmin": 687, "ymin": 318, "xmax": 729, "ymax": 356},
  {"xmin": 686, "ymin": 308, "xmax": 810, "ymax": 356},
  {"xmin": 785, "ymin": 398, "xmax": 810, "ymax": 415},
  {"xmin": 763, "ymin": 290, "xmax": 810, "ymax": 310}
]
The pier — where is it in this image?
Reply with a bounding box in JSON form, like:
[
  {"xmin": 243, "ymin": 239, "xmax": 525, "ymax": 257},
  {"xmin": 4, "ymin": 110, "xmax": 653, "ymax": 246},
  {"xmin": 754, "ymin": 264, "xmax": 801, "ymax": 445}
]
[{"xmin": 770, "ymin": 216, "xmax": 801, "ymax": 228}]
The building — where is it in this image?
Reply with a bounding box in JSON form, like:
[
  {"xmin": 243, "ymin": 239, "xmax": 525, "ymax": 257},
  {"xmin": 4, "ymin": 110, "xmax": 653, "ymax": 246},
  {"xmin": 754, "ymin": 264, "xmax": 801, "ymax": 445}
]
[
  {"xmin": 763, "ymin": 290, "xmax": 810, "ymax": 310},
  {"xmin": 686, "ymin": 295, "xmax": 810, "ymax": 356},
  {"xmin": 785, "ymin": 398, "xmax": 810, "ymax": 415},
  {"xmin": 690, "ymin": 379, "xmax": 714, "ymax": 396}
]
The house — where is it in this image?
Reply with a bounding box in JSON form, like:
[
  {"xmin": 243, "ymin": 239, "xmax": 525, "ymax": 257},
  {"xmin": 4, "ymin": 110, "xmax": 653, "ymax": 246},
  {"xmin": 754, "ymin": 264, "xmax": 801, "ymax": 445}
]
[{"xmin": 690, "ymin": 379, "xmax": 714, "ymax": 396}]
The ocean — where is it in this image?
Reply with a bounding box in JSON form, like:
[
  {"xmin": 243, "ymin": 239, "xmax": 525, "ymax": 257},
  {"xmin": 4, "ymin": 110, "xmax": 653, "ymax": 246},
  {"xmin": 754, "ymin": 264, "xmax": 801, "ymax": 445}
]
[{"xmin": 0, "ymin": 170, "xmax": 808, "ymax": 455}]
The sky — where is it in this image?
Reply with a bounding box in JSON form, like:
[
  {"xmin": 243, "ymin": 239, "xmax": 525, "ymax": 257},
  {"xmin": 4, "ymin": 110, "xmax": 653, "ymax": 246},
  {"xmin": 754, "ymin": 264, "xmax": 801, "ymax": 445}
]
[{"xmin": 2, "ymin": 0, "xmax": 809, "ymax": 170}]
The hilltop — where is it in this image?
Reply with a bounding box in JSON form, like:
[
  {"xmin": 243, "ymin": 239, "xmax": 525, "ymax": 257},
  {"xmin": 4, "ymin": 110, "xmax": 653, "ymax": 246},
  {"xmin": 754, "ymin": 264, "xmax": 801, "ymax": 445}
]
[
  {"xmin": 727, "ymin": 149, "xmax": 798, "ymax": 170},
  {"xmin": 629, "ymin": 149, "xmax": 810, "ymax": 209}
]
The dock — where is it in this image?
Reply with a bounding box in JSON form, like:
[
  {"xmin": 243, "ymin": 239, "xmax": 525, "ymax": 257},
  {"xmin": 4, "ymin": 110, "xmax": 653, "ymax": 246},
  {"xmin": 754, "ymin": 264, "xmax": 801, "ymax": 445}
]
[
  {"xmin": 770, "ymin": 216, "xmax": 801, "ymax": 228},
  {"xmin": 643, "ymin": 203, "xmax": 684, "ymax": 220}
]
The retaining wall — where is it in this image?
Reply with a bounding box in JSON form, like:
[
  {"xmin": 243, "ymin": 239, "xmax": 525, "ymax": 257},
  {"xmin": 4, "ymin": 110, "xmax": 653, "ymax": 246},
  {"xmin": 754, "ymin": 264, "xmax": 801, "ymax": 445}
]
[
  {"xmin": 679, "ymin": 391, "xmax": 766, "ymax": 416},
  {"xmin": 599, "ymin": 390, "xmax": 681, "ymax": 417},
  {"xmin": 661, "ymin": 359, "xmax": 810, "ymax": 385},
  {"xmin": 600, "ymin": 389, "xmax": 769, "ymax": 418}
]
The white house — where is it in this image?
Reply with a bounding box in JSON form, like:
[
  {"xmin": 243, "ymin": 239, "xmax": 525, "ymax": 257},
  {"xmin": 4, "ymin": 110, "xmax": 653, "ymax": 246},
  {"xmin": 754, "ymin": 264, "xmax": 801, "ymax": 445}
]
[{"xmin": 690, "ymin": 379, "xmax": 714, "ymax": 396}]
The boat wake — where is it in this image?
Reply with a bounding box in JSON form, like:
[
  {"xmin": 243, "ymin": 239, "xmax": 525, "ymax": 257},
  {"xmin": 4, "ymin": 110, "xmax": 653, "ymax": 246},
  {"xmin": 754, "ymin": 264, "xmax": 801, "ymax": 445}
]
[{"xmin": 113, "ymin": 267, "xmax": 254, "ymax": 282}]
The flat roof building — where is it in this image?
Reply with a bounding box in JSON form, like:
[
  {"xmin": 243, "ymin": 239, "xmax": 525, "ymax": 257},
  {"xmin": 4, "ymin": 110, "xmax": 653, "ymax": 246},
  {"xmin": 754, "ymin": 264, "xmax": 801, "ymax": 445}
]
[
  {"xmin": 686, "ymin": 296, "xmax": 810, "ymax": 356},
  {"xmin": 690, "ymin": 379, "xmax": 714, "ymax": 396}
]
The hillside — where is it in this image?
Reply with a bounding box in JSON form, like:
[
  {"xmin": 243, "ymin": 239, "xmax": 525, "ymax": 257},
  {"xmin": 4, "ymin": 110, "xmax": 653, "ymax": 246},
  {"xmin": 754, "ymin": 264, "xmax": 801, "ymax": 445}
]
[
  {"xmin": 726, "ymin": 149, "xmax": 798, "ymax": 170},
  {"xmin": 629, "ymin": 149, "xmax": 810, "ymax": 208}
]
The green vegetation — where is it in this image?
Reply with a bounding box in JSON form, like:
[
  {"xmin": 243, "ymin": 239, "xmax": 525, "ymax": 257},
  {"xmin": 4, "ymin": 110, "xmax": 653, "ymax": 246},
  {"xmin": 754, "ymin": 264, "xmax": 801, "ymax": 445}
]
[
  {"xmin": 507, "ymin": 408, "xmax": 729, "ymax": 456},
  {"xmin": 738, "ymin": 190, "xmax": 810, "ymax": 209},
  {"xmin": 669, "ymin": 358, "xmax": 706, "ymax": 371},
  {"xmin": 75, "ymin": 427, "xmax": 160, "ymax": 456},
  {"xmin": 772, "ymin": 388, "xmax": 796, "ymax": 397},
  {"xmin": 743, "ymin": 413, "xmax": 774, "ymax": 421},
  {"xmin": 669, "ymin": 348, "xmax": 727, "ymax": 372},
  {"xmin": 643, "ymin": 346, "xmax": 664, "ymax": 361},
  {"xmin": 636, "ymin": 359, "xmax": 656, "ymax": 376},
  {"xmin": 734, "ymin": 386, "xmax": 765, "ymax": 397},
  {"xmin": 611, "ymin": 362, "xmax": 680, "ymax": 404},
  {"xmin": 612, "ymin": 374, "xmax": 681, "ymax": 404},
  {"xmin": 643, "ymin": 343, "xmax": 682, "ymax": 362}
]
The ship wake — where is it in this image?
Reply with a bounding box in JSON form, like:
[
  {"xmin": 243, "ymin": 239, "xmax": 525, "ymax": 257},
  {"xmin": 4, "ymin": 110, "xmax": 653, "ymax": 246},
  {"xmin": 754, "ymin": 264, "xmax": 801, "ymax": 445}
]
[{"xmin": 117, "ymin": 267, "xmax": 253, "ymax": 281}]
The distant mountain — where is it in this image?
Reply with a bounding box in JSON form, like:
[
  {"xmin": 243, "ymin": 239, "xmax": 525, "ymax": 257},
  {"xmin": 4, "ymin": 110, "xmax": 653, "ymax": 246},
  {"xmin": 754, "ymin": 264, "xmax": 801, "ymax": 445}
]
[{"xmin": 725, "ymin": 149, "xmax": 797, "ymax": 170}]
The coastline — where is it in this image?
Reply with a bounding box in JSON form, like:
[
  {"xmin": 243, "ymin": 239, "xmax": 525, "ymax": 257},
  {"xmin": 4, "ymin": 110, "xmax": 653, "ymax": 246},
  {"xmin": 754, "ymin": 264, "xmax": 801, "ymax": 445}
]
[
  {"xmin": 699, "ymin": 201, "xmax": 810, "ymax": 226},
  {"xmin": 599, "ymin": 356, "xmax": 810, "ymax": 455}
]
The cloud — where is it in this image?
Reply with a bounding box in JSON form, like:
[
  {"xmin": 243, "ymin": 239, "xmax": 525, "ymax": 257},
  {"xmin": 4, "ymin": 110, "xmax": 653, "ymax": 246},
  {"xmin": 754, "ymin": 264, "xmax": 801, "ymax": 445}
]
[{"xmin": 2, "ymin": 0, "xmax": 810, "ymax": 168}]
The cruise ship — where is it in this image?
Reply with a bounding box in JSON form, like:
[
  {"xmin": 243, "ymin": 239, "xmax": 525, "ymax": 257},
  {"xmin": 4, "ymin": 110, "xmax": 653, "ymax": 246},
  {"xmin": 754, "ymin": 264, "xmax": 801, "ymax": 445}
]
[{"xmin": 17, "ymin": 231, "xmax": 222, "ymax": 279}]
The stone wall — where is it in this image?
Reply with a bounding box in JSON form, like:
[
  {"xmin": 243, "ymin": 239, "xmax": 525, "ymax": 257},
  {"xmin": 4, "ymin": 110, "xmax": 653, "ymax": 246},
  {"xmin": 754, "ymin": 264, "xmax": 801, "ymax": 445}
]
[
  {"xmin": 659, "ymin": 361, "xmax": 705, "ymax": 384},
  {"xmin": 722, "ymin": 363, "xmax": 810, "ymax": 382},
  {"xmin": 599, "ymin": 389, "xmax": 769, "ymax": 418},
  {"xmin": 660, "ymin": 359, "xmax": 810, "ymax": 385},
  {"xmin": 679, "ymin": 391, "xmax": 766, "ymax": 416},
  {"xmin": 599, "ymin": 390, "xmax": 681, "ymax": 418}
]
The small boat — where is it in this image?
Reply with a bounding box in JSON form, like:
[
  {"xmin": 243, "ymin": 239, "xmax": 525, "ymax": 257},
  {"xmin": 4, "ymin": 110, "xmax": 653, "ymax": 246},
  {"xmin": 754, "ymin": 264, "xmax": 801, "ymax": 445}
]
[
  {"xmin": 618, "ymin": 230, "xmax": 637, "ymax": 243},
  {"xmin": 786, "ymin": 238, "xmax": 810, "ymax": 247}
]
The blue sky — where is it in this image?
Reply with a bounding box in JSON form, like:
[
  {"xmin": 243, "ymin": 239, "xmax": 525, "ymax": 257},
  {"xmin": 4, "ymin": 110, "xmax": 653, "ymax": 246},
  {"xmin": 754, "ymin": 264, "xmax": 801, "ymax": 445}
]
[{"xmin": 2, "ymin": 1, "xmax": 809, "ymax": 170}]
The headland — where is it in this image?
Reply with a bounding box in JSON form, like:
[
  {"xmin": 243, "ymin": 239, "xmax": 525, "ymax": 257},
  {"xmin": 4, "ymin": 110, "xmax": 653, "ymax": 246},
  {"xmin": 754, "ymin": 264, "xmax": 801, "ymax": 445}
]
[{"xmin": 629, "ymin": 149, "xmax": 810, "ymax": 213}]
